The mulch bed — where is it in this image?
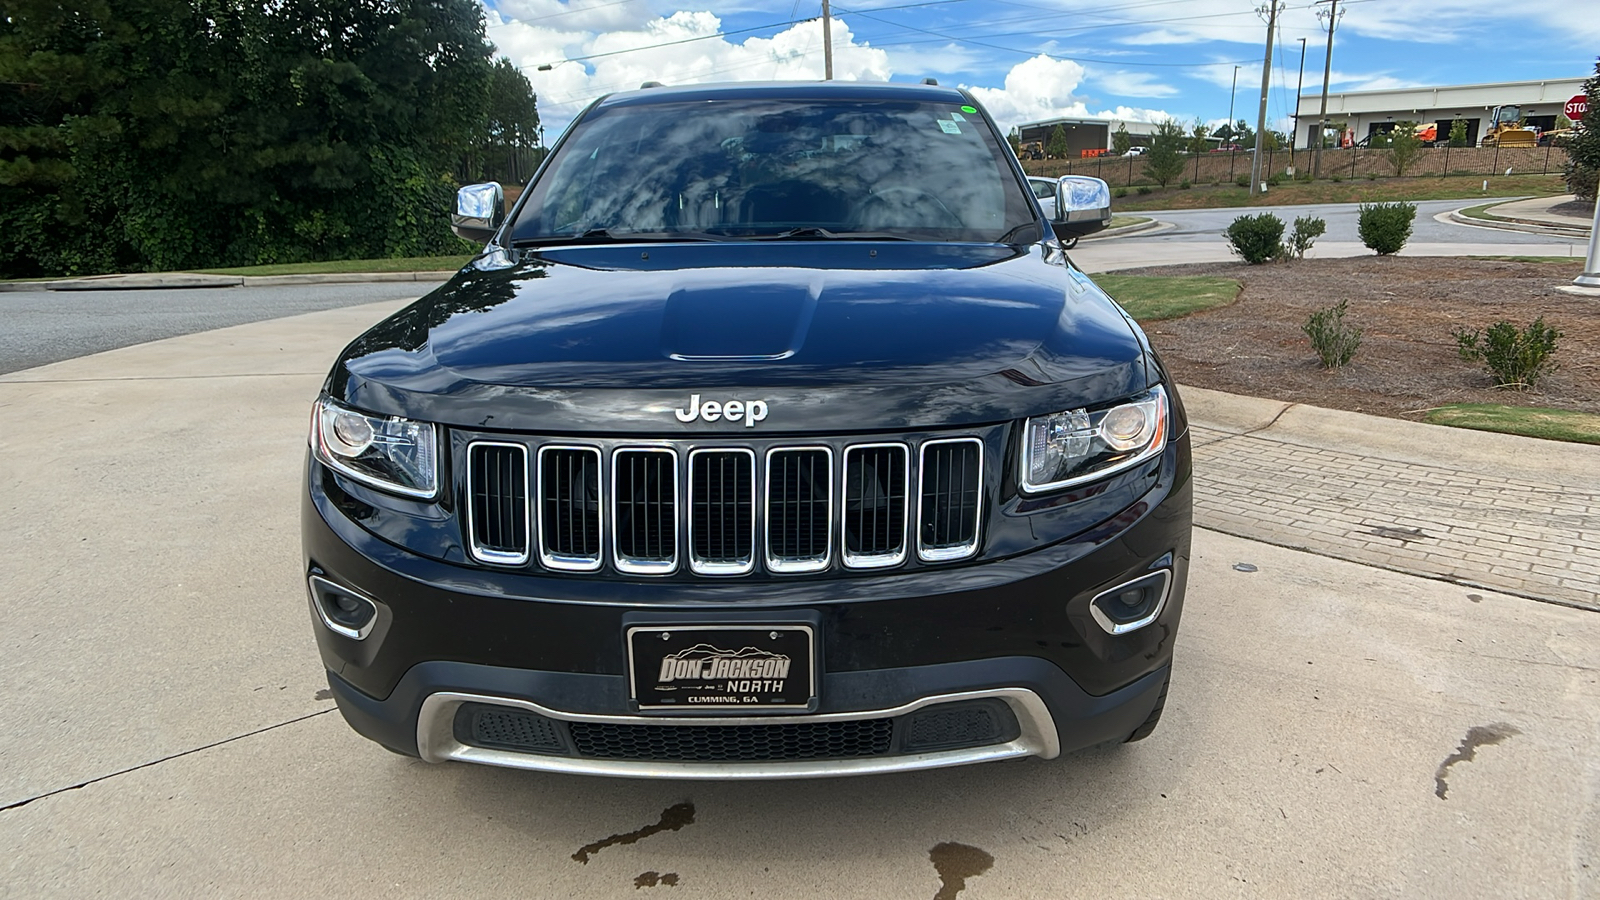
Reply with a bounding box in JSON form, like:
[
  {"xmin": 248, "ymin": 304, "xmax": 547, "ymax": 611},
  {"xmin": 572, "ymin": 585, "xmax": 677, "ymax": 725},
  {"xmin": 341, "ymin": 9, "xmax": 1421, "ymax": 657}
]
[{"xmin": 1116, "ymin": 256, "xmax": 1599, "ymax": 419}]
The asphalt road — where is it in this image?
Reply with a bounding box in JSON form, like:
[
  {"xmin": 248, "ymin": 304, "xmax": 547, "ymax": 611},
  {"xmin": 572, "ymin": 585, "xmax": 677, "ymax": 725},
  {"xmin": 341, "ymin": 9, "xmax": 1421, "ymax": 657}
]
[
  {"xmin": 2, "ymin": 297, "xmax": 1597, "ymax": 897},
  {"xmin": 0, "ymin": 281, "xmax": 446, "ymax": 375},
  {"xmin": 1126, "ymin": 197, "xmax": 1586, "ymax": 247}
]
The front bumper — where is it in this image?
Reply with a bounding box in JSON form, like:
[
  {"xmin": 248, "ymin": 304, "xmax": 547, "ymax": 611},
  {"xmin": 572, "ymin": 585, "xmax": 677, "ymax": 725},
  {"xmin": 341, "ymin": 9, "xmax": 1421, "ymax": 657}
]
[{"xmin": 304, "ymin": 436, "xmax": 1190, "ymax": 778}]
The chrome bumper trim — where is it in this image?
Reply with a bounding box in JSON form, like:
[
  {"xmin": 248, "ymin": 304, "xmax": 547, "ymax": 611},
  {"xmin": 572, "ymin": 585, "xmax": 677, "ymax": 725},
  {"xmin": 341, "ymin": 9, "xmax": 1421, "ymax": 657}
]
[{"xmin": 415, "ymin": 687, "xmax": 1059, "ymax": 779}]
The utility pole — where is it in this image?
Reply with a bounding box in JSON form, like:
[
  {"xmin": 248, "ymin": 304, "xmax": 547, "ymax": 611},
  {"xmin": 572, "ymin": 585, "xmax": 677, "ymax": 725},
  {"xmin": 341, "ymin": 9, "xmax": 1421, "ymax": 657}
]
[
  {"xmin": 1294, "ymin": 37, "xmax": 1307, "ymax": 151},
  {"xmin": 1313, "ymin": 0, "xmax": 1341, "ymax": 177},
  {"xmin": 1249, "ymin": 0, "xmax": 1279, "ymax": 195},
  {"xmin": 822, "ymin": 0, "xmax": 833, "ymax": 80},
  {"xmin": 1228, "ymin": 66, "xmax": 1239, "ymax": 141}
]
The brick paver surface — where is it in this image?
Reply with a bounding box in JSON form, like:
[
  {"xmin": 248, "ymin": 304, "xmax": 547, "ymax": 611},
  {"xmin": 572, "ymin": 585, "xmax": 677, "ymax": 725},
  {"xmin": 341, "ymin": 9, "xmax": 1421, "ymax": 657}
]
[{"xmin": 1190, "ymin": 425, "xmax": 1600, "ymax": 611}]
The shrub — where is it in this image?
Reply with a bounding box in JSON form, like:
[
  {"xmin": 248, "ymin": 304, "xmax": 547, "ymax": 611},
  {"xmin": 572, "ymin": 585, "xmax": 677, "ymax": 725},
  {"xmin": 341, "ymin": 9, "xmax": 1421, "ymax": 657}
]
[
  {"xmin": 1330, "ymin": 174, "xmax": 1343, "ymax": 183},
  {"xmin": 1113, "ymin": 186, "xmax": 1129, "ymax": 198},
  {"xmin": 1453, "ymin": 319, "xmax": 1562, "ymax": 389},
  {"xmin": 1365, "ymin": 173, "xmax": 1378, "ymax": 181},
  {"xmin": 1357, "ymin": 201, "xmax": 1416, "ymax": 255},
  {"xmin": 1234, "ymin": 174, "xmax": 1251, "ymax": 187},
  {"xmin": 1302, "ymin": 300, "xmax": 1362, "ymax": 368},
  {"xmin": 1224, "ymin": 213, "xmax": 1285, "ymax": 265},
  {"xmin": 1179, "ymin": 180, "xmax": 1191, "ymax": 190},
  {"xmin": 1136, "ymin": 185, "xmax": 1153, "ymax": 195},
  {"xmin": 1286, "ymin": 215, "xmax": 1326, "ymax": 260},
  {"xmin": 1266, "ymin": 173, "xmax": 1283, "ymax": 186}
]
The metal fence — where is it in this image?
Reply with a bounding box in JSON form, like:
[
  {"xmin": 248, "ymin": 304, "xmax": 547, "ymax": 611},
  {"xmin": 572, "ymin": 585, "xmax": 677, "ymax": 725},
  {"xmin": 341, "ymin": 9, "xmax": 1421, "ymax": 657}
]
[{"xmin": 1023, "ymin": 145, "xmax": 1573, "ymax": 188}]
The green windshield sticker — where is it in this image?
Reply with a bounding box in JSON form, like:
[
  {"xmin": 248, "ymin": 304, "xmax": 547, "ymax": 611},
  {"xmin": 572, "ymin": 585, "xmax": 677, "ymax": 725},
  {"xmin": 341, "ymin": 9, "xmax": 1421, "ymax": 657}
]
[
  {"xmin": 960, "ymin": 105, "xmax": 977, "ymax": 114},
  {"xmin": 938, "ymin": 120, "xmax": 962, "ymax": 134}
]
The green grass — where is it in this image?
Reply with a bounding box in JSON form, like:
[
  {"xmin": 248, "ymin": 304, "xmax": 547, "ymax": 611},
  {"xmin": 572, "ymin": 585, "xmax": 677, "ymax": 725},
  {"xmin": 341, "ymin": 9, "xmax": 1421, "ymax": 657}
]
[
  {"xmin": 187, "ymin": 255, "xmax": 474, "ymax": 277},
  {"xmin": 1106, "ymin": 215, "xmax": 1150, "ymax": 230},
  {"xmin": 1422, "ymin": 404, "xmax": 1600, "ymax": 444},
  {"xmin": 1107, "ymin": 174, "xmax": 1566, "ymax": 212},
  {"xmin": 1093, "ymin": 274, "xmax": 1241, "ymax": 321}
]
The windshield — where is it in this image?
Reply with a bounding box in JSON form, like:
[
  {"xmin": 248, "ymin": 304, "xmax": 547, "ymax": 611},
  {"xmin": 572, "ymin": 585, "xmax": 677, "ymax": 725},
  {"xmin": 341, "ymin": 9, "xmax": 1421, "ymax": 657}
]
[{"xmin": 509, "ymin": 97, "xmax": 1035, "ymax": 244}]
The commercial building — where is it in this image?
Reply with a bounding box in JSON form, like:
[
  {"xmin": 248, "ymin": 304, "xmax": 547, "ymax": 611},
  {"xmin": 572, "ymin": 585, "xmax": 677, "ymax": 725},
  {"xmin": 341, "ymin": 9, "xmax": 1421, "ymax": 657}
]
[
  {"xmin": 1014, "ymin": 116, "xmax": 1159, "ymax": 156},
  {"xmin": 1294, "ymin": 77, "xmax": 1588, "ymax": 147}
]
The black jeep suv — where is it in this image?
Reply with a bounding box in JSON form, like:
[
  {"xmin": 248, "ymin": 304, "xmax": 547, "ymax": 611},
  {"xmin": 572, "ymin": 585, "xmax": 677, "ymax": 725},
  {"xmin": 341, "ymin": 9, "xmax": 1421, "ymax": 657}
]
[{"xmin": 303, "ymin": 80, "xmax": 1191, "ymax": 778}]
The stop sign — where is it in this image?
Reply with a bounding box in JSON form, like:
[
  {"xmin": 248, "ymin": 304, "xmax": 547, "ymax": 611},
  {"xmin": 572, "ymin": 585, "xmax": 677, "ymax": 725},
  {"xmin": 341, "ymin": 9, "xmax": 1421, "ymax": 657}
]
[{"xmin": 1566, "ymin": 94, "xmax": 1588, "ymax": 121}]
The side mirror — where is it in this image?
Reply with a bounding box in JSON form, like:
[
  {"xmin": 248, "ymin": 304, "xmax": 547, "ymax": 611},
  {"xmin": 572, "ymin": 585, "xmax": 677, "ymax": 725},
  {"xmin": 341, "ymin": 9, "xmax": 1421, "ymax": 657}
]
[
  {"xmin": 452, "ymin": 182, "xmax": 506, "ymax": 243},
  {"xmin": 1051, "ymin": 175, "xmax": 1112, "ymax": 243}
]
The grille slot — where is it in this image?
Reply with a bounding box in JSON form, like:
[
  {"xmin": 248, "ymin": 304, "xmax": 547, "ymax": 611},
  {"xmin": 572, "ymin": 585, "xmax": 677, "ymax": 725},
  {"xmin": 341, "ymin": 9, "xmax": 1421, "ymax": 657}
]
[
  {"xmin": 467, "ymin": 442, "xmax": 530, "ymax": 565},
  {"xmin": 538, "ymin": 446, "xmax": 603, "ymax": 571},
  {"xmin": 765, "ymin": 448, "xmax": 832, "ymax": 573},
  {"xmin": 612, "ymin": 449, "xmax": 678, "ymax": 574},
  {"xmin": 917, "ymin": 438, "xmax": 983, "ymax": 561},
  {"xmin": 842, "ymin": 443, "xmax": 909, "ymax": 568},
  {"xmin": 688, "ymin": 449, "xmax": 756, "ymax": 574},
  {"xmin": 568, "ymin": 718, "xmax": 893, "ymax": 761}
]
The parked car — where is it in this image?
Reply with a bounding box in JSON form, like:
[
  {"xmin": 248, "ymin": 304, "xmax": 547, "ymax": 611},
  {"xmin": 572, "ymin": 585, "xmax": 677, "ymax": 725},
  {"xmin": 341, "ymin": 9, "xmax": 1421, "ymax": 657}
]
[
  {"xmin": 305, "ymin": 80, "xmax": 1191, "ymax": 780},
  {"xmin": 1124, "ymin": 146, "xmax": 1148, "ymax": 157},
  {"xmin": 1210, "ymin": 143, "xmax": 1243, "ymax": 153}
]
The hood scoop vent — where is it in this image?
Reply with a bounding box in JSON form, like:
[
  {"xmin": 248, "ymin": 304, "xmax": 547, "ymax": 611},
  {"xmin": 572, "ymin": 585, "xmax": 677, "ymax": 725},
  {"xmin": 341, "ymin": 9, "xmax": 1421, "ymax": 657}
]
[{"xmin": 660, "ymin": 280, "xmax": 818, "ymax": 361}]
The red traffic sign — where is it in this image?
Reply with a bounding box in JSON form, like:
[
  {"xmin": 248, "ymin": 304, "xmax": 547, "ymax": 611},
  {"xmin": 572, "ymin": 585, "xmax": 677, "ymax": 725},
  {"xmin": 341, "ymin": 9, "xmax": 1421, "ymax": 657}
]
[{"xmin": 1566, "ymin": 94, "xmax": 1588, "ymax": 121}]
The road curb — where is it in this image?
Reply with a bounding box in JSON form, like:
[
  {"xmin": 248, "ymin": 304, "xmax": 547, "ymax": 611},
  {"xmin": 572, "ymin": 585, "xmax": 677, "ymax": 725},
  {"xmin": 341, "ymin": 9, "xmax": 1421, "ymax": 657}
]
[
  {"xmin": 1080, "ymin": 218, "xmax": 1166, "ymax": 241},
  {"xmin": 0, "ymin": 270, "xmax": 458, "ymax": 293},
  {"xmin": 1447, "ymin": 202, "xmax": 1591, "ymax": 237}
]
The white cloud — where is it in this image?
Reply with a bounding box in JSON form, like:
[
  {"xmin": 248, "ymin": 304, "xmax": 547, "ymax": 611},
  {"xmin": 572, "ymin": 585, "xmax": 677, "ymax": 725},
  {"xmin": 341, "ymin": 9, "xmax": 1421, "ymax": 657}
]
[
  {"xmin": 962, "ymin": 55, "xmax": 1178, "ymax": 130},
  {"xmin": 1093, "ymin": 70, "xmax": 1178, "ymax": 99},
  {"xmin": 488, "ymin": 9, "xmax": 891, "ymax": 137}
]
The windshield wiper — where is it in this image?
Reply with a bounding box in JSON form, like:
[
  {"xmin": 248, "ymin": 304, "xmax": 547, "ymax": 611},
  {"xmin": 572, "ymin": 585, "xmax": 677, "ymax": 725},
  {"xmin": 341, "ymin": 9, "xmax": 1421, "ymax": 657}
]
[
  {"xmin": 514, "ymin": 228, "xmax": 727, "ymax": 247},
  {"xmin": 748, "ymin": 226, "xmax": 916, "ymax": 242}
]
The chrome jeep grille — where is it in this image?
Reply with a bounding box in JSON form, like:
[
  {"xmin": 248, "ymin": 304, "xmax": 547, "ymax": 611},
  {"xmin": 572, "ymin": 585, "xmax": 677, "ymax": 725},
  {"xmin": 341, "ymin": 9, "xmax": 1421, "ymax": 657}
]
[
  {"xmin": 612, "ymin": 449, "xmax": 678, "ymax": 574},
  {"xmin": 917, "ymin": 438, "xmax": 983, "ymax": 561},
  {"xmin": 765, "ymin": 448, "xmax": 832, "ymax": 573},
  {"xmin": 467, "ymin": 443, "xmax": 529, "ymax": 565},
  {"xmin": 465, "ymin": 434, "xmax": 985, "ymax": 575},
  {"xmin": 538, "ymin": 446, "xmax": 603, "ymax": 570}
]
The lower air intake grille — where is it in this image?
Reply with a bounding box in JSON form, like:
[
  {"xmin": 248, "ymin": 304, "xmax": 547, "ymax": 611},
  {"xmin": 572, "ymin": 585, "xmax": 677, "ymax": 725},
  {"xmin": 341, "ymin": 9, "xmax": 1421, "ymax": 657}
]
[
  {"xmin": 918, "ymin": 438, "xmax": 983, "ymax": 561},
  {"xmin": 456, "ymin": 704, "xmax": 563, "ymax": 753},
  {"xmin": 766, "ymin": 449, "xmax": 831, "ymax": 571},
  {"xmin": 689, "ymin": 450, "xmax": 755, "ymax": 573},
  {"xmin": 467, "ymin": 443, "xmax": 529, "ymax": 565},
  {"xmin": 843, "ymin": 444, "xmax": 908, "ymax": 566},
  {"xmin": 540, "ymin": 447, "xmax": 602, "ymax": 569},
  {"xmin": 568, "ymin": 719, "xmax": 894, "ymax": 761}
]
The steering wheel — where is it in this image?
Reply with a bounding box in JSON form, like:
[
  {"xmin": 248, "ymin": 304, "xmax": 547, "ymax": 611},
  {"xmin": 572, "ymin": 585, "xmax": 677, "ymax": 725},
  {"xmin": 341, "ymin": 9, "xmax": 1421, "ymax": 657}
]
[{"xmin": 860, "ymin": 186, "xmax": 963, "ymax": 228}]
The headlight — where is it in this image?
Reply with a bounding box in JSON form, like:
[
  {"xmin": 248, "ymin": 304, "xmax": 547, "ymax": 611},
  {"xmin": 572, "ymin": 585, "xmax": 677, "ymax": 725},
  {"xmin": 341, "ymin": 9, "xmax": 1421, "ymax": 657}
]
[
  {"xmin": 311, "ymin": 398, "xmax": 439, "ymax": 499},
  {"xmin": 1021, "ymin": 385, "xmax": 1168, "ymax": 493}
]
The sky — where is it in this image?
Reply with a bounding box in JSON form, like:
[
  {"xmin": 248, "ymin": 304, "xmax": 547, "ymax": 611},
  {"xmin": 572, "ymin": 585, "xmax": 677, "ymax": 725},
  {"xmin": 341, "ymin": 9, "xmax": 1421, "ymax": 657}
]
[{"xmin": 481, "ymin": 0, "xmax": 1599, "ymax": 141}]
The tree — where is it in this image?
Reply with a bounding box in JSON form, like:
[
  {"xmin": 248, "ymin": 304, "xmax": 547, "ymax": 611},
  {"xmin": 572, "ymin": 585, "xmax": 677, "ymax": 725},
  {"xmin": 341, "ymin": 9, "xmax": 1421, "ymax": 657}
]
[
  {"xmin": 1449, "ymin": 118, "xmax": 1469, "ymax": 148},
  {"xmin": 1007, "ymin": 127, "xmax": 1021, "ymax": 153},
  {"xmin": 1141, "ymin": 119, "xmax": 1188, "ymax": 187},
  {"xmin": 1112, "ymin": 123, "xmax": 1131, "ymax": 156},
  {"xmin": 1564, "ymin": 56, "xmax": 1600, "ymax": 202},
  {"xmin": 0, "ymin": 0, "xmax": 535, "ymax": 277},
  {"xmin": 1189, "ymin": 119, "xmax": 1209, "ymax": 154},
  {"xmin": 1389, "ymin": 121, "xmax": 1424, "ymax": 176},
  {"xmin": 1046, "ymin": 124, "xmax": 1069, "ymax": 159}
]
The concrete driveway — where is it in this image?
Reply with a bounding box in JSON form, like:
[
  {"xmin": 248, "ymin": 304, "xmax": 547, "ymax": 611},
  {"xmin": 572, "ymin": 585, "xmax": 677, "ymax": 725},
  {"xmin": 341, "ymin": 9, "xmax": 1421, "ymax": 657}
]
[{"xmin": 2, "ymin": 299, "xmax": 1597, "ymax": 898}]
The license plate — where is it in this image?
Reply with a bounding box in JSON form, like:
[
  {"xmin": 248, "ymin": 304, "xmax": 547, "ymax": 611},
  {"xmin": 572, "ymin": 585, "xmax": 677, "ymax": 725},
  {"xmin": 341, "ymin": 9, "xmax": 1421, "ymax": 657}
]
[{"xmin": 626, "ymin": 625, "xmax": 815, "ymax": 711}]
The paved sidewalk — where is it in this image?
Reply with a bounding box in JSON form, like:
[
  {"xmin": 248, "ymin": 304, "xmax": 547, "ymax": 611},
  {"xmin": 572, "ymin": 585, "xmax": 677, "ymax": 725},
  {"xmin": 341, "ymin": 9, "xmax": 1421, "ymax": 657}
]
[
  {"xmin": 1183, "ymin": 388, "xmax": 1600, "ymax": 611},
  {"xmin": 1482, "ymin": 194, "xmax": 1594, "ymax": 230}
]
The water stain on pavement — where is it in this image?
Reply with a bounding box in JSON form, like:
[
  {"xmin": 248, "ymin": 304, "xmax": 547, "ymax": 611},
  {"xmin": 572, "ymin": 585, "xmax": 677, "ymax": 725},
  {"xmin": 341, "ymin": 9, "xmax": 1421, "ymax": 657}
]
[
  {"xmin": 314, "ymin": 689, "xmax": 333, "ymax": 701},
  {"xmin": 1435, "ymin": 723, "xmax": 1521, "ymax": 799},
  {"xmin": 634, "ymin": 872, "xmax": 680, "ymax": 889},
  {"xmin": 929, "ymin": 842, "xmax": 994, "ymax": 900},
  {"xmin": 572, "ymin": 802, "xmax": 695, "ymax": 864}
]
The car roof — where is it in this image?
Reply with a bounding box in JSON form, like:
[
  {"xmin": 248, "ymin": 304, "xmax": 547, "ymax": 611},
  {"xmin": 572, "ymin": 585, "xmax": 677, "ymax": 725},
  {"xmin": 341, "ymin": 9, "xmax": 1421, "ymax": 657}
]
[{"xmin": 596, "ymin": 80, "xmax": 970, "ymax": 110}]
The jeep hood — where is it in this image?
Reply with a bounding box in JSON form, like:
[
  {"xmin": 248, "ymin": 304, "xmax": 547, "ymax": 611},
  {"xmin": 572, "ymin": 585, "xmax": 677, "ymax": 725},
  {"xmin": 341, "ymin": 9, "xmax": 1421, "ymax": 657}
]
[{"xmin": 331, "ymin": 242, "xmax": 1151, "ymax": 433}]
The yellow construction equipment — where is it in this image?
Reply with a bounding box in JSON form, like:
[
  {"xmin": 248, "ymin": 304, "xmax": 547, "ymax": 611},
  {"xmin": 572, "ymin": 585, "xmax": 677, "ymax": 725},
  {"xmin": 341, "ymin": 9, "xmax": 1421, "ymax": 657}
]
[{"xmin": 1480, "ymin": 105, "xmax": 1537, "ymax": 148}]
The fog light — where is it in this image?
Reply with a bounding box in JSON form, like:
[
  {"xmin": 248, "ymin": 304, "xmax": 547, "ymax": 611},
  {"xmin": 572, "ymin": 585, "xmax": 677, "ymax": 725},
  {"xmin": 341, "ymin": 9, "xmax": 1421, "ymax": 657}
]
[
  {"xmin": 1088, "ymin": 570, "xmax": 1172, "ymax": 635},
  {"xmin": 308, "ymin": 575, "xmax": 378, "ymax": 640}
]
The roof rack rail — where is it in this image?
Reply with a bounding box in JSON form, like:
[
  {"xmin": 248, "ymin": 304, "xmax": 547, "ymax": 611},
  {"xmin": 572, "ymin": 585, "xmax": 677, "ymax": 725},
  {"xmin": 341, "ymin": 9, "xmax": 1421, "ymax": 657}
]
[
  {"xmin": 921, "ymin": 77, "xmax": 939, "ymax": 85},
  {"xmin": 640, "ymin": 81, "xmax": 664, "ymax": 89}
]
